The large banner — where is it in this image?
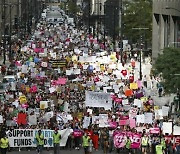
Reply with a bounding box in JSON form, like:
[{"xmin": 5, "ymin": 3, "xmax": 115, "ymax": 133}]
[
  {"xmin": 113, "ymin": 132, "xmax": 141, "ymax": 149},
  {"xmin": 85, "ymin": 91, "xmax": 112, "ymax": 110},
  {"xmin": 7, "ymin": 129, "xmax": 72, "ymax": 147}
]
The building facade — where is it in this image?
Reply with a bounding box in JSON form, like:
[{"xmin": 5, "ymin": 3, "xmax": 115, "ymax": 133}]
[
  {"xmin": 152, "ymin": 0, "xmax": 180, "ymax": 60},
  {"xmin": 0, "ymin": 0, "xmax": 44, "ymax": 41}
]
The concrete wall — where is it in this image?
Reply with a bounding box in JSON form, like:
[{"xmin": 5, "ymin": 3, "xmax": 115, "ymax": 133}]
[{"xmin": 152, "ymin": 0, "xmax": 180, "ymax": 61}]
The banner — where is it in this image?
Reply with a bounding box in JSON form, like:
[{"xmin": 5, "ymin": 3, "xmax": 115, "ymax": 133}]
[
  {"xmin": 49, "ymin": 60, "xmax": 67, "ymax": 68},
  {"xmin": 85, "ymin": 91, "xmax": 112, "ymax": 110},
  {"xmin": 8, "ymin": 129, "xmax": 71, "ymax": 147},
  {"xmin": 114, "ymin": 132, "xmax": 127, "ymax": 148},
  {"xmin": 149, "ymin": 128, "xmax": 160, "ymax": 134},
  {"xmin": 113, "ymin": 132, "xmax": 141, "ymax": 149}
]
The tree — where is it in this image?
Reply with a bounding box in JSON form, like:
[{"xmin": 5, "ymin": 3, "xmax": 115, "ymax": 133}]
[
  {"xmin": 123, "ymin": 0, "xmax": 152, "ymax": 47},
  {"xmin": 152, "ymin": 48, "xmax": 180, "ymax": 93},
  {"xmin": 67, "ymin": 0, "xmax": 80, "ymax": 16}
]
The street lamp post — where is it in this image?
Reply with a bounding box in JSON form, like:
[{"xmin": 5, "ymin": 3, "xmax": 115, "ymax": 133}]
[{"xmin": 132, "ymin": 27, "xmax": 149, "ymax": 80}]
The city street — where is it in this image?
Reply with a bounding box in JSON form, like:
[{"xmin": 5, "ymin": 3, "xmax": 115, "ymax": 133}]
[{"xmin": 7, "ymin": 149, "xmax": 125, "ymax": 154}]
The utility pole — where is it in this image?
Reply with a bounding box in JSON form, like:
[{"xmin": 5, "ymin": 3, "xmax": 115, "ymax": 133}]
[
  {"xmin": 9, "ymin": 3, "xmax": 12, "ymax": 61},
  {"xmin": 2, "ymin": 0, "xmax": 6, "ymax": 64},
  {"xmin": 120, "ymin": 0, "xmax": 123, "ymax": 63},
  {"xmin": 132, "ymin": 27, "xmax": 149, "ymax": 80},
  {"xmin": 88, "ymin": 0, "xmax": 90, "ymax": 34}
]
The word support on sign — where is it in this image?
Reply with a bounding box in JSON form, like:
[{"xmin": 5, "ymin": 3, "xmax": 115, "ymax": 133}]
[{"xmin": 7, "ymin": 129, "xmax": 70, "ymax": 147}]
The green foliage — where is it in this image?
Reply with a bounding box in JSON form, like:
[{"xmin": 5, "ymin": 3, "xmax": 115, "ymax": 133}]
[
  {"xmin": 153, "ymin": 48, "xmax": 180, "ymax": 93},
  {"xmin": 123, "ymin": 0, "xmax": 152, "ymax": 46},
  {"xmin": 67, "ymin": 0, "xmax": 80, "ymax": 15}
]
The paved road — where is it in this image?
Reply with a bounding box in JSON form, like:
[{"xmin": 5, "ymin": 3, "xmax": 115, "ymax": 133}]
[{"xmin": 7, "ymin": 148, "xmax": 127, "ymax": 154}]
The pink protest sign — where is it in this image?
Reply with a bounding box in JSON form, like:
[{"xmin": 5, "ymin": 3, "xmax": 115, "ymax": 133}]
[
  {"xmin": 130, "ymin": 118, "xmax": 136, "ymax": 128},
  {"xmin": 119, "ymin": 119, "xmax": 129, "ymax": 126},
  {"xmin": 30, "ymin": 85, "xmax": 37, "ymax": 93},
  {"xmin": 130, "ymin": 133, "xmax": 141, "ymax": 149},
  {"xmin": 109, "ymin": 122, "xmax": 117, "ymax": 129},
  {"xmin": 113, "ymin": 132, "xmax": 127, "ymax": 148},
  {"xmin": 56, "ymin": 78, "xmax": 66, "ymax": 85},
  {"xmin": 115, "ymin": 98, "xmax": 122, "ymax": 103},
  {"xmin": 111, "ymin": 94, "xmax": 117, "ymax": 100},
  {"xmin": 149, "ymin": 128, "xmax": 160, "ymax": 134},
  {"xmin": 34, "ymin": 48, "xmax": 44, "ymax": 53},
  {"xmin": 15, "ymin": 61, "xmax": 22, "ymax": 66},
  {"xmin": 73, "ymin": 130, "xmax": 83, "ymax": 137},
  {"xmin": 136, "ymin": 80, "xmax": 142, "ymax": 88}
]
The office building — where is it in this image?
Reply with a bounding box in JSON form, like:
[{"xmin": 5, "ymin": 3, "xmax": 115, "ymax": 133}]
[{"xmin": 152, "ymin": 0, "xmax": 180, "ymax": 60}]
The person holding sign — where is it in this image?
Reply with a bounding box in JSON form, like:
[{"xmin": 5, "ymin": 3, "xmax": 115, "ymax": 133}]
[
  {"xmin": 0, "ymin": 134, "xmax": 9, "ymax": 154},
  {"xmin": 53, "ymin": 128, "xmax": 61, "ymax": 154},
  {"xmin": 36, "ymin": 130, "xmax": 44, "ymax": 154}
]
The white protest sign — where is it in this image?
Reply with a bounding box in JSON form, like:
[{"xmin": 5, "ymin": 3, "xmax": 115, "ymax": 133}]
[
  {"xmin": 74, "ymin": 69, "xmax": 80, "ymax": 75},
  {"xmin": 162, "ymin": 122, "xmax": 172, "ymax": 135},
  {"xmin": 79, "ymin": 56, "xmax": 96, "ymax": 63},
  {"xmin": 122, "ymin": 99, "xmax": 128, "ymax": 105},
  {"xmin": 85, "ymin": 91, "xmax": 112, "ymax": 110},
  {"xmin": 155, "ymin": 109, "xmax": 163, "ymax": 120},
  {"xmin": 162, "ymin": 106, "xmax": 169, "ymax": 117},
  {"xmin": 22, "ymin": 65, "xmax": 28, "ymax": 74},
  {"xmin": 28, "ymin": 115, "xmax": 37, "ymax": 125},
  {"xmin": 83, "ymin": 116, "xmax": 91, "ymax": 128},
  {"xmin": 173, "ymin": 125, "xmax": 180, "ymax": 135},
  {"xmin": 66, "ymin": 70, "xmax": 73, "ymax": 75},
  {"xmin": 144, "ymin": 113, "xmax": 153, "ymax": 124},
  {"xmin": 129, "ymin": 108, "xmax": 138, "ymax": 118},
  {"xmin": 0, "ymin": 115, "xmax": 3, "ymax": 123},
  {"xmin": 92, "ymin": 116, "xmax": 99, "ymax": 124},
  {"xmin": 49, "ymin": 87, "xmax": 56, "ymax": 93},
  {"xmin": 134, "ymin": 99, "xmax": 142, "ymax": 108},
  {"xmin": 99, "ymin": 114, "xmax": 108, "ymax": 127},
  {"xmin": 59, "ymin": 128, "xmax": 73, "ymax": 146},
  {"xmin": 136, "ymin": 114, "xmax": 145, "ymax": 124}
]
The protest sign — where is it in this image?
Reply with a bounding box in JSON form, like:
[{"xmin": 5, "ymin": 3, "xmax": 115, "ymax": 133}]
[
  {"xmin": 28, "ymin": 115, "xmax": 37, "ymax": 125},
  {"xmin": 119, "ymin": 119, "xmax": 129, "ymax": 126},
  {"xmin": 134, "ymin": 99, "xmax": 142, "ymax": 108},
  {"xmin": 162, "ymin": 106, "xmax": 169, "ymax": 117},
  {"xmin": 99, "ymin": 114, "xmax": 108, "ymax": 127},
  {"xmin": 108, "ymin": 121, "xmax": 117, "ymax": 129},
  {"xmin": 49, "ymin": 60, "xmax": 67, "ymax": 68},
  {"xmin": 144, "ymin": 113, "xmax": 153, "ymax": 124},
  {"xmin": 114, "ymin": 132, "xmax": 127, "ymax": 148},
  {"xmin": 129, "ymin": 118, "xmax": 136, "ymax": 128},
  {"xmin": 129, "ymin": 108, "xmax": 138, "ymax": 118},
  {"xmin": 173, "ymin": 125, "xmax": 180, "ymax": 135},
  {"xmin": 40, "ymin": 101, "xmax": 48, "ymax": 109},
  {"xmin": 19, "ymin": 95, "xmax": 27, "ymax": 104},
  {"xmin": 130, "ymin": 133, "xmax": 141, "ymax": 149},
  {"xmin": 136, "ymin": 114, "xmax": 145, "ymax": 124},
  {"xmin": 162, "ymin": 122, "xmax": 172, "ymax": 135},
  {"xmin": 85, "ymin": 91, "xmax": 112, "ymax": 110},
  {"xmin": 83, "ymin": 116, "xmax": 91, "ymax": 128},
  {"xmin": 56, "ymin": 78, "xmax": 66, "ymax": 85},
  {"xmin": 130, "ymin": 83, "xmax": 138, "ymax": 90},
  {"xmin": 149, "ymin": 128, "xmax": 160, "ymax": 134},
  {"xmin": 0, "ymin": 115, "xmax": 3, "ymax": 123},
  {"xmin": 8, "ymin": 129, "xmax": 71, "ymax": 147},
  {"xmin": 92, "ymin": 116, "xmax": 99, "ymax": 124}
]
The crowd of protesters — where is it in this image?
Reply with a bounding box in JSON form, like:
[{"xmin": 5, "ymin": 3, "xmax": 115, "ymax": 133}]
[{"xmin": 0, "ymin": 5, "xmax": 179, "ymax": 154}]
